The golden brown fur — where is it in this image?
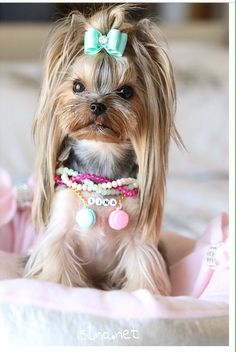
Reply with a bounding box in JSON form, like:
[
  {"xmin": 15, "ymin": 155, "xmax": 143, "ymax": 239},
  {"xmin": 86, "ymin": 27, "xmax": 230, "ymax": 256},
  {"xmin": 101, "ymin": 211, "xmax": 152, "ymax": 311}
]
[{"xmin": 24, "ymin": 5, "xmax": 182, "ymax": 295}]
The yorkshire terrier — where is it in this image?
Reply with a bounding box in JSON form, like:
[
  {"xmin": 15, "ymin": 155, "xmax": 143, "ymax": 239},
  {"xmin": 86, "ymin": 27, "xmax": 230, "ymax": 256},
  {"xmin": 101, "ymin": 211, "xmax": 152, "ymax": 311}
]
[{"xmin": 24, "ymin": 5, "xmax": 181, "ymax": 295}]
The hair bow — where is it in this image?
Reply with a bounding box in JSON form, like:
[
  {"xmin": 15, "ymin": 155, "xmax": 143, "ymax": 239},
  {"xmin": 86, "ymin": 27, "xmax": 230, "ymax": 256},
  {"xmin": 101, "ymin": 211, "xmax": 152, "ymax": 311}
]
[{"xmin": 84, "ymin": 28, "xmax": 128, "ymax": 57}]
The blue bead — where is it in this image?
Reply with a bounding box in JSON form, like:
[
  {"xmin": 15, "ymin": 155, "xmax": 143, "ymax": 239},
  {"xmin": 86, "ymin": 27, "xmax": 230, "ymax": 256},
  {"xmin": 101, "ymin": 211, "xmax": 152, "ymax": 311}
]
[{"xmin": 76, "ymin": 208, "xmax": 96, "ymax": 229}]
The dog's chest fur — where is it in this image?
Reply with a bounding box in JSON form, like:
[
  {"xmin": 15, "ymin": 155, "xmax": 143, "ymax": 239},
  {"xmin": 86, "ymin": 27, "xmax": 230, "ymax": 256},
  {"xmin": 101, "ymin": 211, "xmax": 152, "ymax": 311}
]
[
  {"xmin": 65, "ymin": 139, "xmax": 137, "ymax": 179},
  {"xmin": 76, "ymin": 195, "xmax": 139, "ymax": 276},
  {"xmin": 58, "ymin": 139, "xmax": 139, "ymax": 278}
]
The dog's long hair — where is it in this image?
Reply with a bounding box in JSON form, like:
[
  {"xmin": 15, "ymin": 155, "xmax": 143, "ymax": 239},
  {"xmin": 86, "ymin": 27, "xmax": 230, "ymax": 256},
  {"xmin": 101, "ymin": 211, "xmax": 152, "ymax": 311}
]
[{"xmin": 33, "ymin": 4, "xmax": 181, "ymax": 246}]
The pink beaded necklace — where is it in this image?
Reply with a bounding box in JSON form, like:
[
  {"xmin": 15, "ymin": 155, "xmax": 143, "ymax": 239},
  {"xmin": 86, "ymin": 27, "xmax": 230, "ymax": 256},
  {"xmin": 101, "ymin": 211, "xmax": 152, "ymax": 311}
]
[{"xmin": 55, "ymin": 173, "xmax": 138, "ymax": 197}]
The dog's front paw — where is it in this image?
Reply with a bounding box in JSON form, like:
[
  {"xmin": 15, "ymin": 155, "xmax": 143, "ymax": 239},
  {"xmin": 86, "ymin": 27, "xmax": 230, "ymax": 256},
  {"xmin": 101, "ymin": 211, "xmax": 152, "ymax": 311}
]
[{"xmin": 23, "ymin": 236, "xmax": 90, "ymax": 287}]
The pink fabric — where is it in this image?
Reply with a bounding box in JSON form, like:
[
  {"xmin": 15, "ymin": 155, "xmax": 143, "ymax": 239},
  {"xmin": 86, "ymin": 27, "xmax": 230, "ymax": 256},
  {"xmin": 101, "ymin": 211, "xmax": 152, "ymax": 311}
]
[
  {"xmin": 0, "ymin": 169, "xmax": 36, "ymax": 254},
  {"xmin": 170, "ymin": 213, "xmax": 229, "ymax": 298},
  {"xmin": 0, "ymin": 277, "xmax": 228, "ymax": 319},
  {"xmin": 0, "ymin": 169, "xmax": 229, "ymax": 319},
  {"xmin": 0, "ymin": 169, "xmax": 17, "ymax": 227}
]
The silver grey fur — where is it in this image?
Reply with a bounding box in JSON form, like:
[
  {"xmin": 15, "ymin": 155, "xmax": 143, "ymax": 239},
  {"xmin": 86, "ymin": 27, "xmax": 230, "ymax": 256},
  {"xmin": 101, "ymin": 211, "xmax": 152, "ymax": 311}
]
[{"xmin": 65, "ymin": 139, "xmax": 138, "ymax": 179}]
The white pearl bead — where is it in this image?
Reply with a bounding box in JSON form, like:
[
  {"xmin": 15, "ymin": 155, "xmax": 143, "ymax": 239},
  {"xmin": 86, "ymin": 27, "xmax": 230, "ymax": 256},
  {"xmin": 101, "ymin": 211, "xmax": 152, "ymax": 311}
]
[
  {"xmin": 61, "ymin": 173, "xmax": 69, "ymax": 182},
  {"xmin": 67, "ymin": 180, "xmax": 72, "ymax": 187},
  {"xmin": 117, "ymin": 180, "xmax": 122, "ymax": 186},
  {"xmin": 107, "ymin": 182, "xmax": 112, "ymax": 189},
  {"xmin": 112, "ymin": 181, "xmax": 117, "ymax": 188},
  {"xmin": 77, "ymin": 184, "xmax": 82, "ymax": 191},
  {"xmin": 82, "ymin": 184, "xmax": 87, "ymax": 191}
]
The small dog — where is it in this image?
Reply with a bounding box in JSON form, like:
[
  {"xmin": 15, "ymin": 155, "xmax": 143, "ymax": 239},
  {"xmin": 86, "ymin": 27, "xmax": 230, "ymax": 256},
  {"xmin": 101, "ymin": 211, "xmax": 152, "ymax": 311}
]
[{"xmin": 24, "ymin": 5, "xmax": 181, "ymax": 295}]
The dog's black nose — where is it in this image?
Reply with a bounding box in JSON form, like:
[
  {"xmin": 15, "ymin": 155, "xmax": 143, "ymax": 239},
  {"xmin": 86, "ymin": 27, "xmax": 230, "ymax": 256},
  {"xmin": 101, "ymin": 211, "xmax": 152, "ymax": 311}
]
[{"xmin": 90, "ymin": 103, "xmax": 107, "ymax": 116}]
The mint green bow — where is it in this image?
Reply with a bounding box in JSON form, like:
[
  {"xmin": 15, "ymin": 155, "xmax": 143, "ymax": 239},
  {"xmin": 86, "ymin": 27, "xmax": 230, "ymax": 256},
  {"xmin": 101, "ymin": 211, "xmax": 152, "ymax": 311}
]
[{"xmin": 84, "ymin": 28, "xmax": 128, "ymax": 57}]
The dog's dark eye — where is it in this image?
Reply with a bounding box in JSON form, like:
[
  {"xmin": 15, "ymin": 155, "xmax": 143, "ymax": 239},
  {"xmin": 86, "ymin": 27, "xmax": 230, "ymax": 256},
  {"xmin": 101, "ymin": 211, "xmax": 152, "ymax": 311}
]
[
  {"xmin": 73, "ymin": 80, "xmax": 85, "ymax": 93},
  {"xmin": 117, "ymin": 85, "xmax": 134, "ymax": 100}
]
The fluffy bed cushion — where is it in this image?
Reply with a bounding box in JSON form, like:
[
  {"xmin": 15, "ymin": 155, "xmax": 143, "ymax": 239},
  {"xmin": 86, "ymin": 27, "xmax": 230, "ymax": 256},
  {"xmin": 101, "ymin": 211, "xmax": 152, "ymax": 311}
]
[
  {"xmin": 0, "ymin": 278, "xmax": 229, "ymax": 346},
  {"xmin": 0, "ymin": 170, "xmax": 229, "ymax": 346}
]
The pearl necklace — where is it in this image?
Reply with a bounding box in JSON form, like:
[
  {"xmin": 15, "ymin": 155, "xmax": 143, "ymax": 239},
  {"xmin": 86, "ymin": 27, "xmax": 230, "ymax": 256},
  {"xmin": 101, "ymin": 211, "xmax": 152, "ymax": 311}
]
[
  {"xmin": 55, "ymin": 167, "xmax": 138, "ymax": 197},
  {"xmin": 55, "ymin": 167, "xmax": 139, "ymax": 231}
]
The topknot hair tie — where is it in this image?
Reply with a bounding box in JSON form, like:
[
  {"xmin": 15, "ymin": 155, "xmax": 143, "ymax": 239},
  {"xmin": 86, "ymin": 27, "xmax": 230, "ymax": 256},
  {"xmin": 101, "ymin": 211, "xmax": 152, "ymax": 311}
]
[{"xmin": 84, "ymin": 28, "xmax": 128, "ymax": 57}]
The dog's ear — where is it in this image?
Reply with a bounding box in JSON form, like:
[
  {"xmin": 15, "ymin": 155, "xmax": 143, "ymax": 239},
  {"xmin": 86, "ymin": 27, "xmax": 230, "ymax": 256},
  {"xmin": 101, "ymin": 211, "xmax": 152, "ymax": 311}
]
[
  {"xmin": 130, "ymin": 19, "xmax": 183, "ymax": 243},
  {"xmin": 33, "ymin": 12, "xmax": 86, "ymax": 230}
]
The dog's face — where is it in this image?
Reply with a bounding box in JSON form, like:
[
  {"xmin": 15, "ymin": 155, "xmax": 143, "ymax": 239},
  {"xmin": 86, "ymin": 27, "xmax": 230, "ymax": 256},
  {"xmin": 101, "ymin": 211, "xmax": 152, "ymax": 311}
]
[{"xmin": 55, "ymin": 52, "xmax": 145, "ymax": 144}]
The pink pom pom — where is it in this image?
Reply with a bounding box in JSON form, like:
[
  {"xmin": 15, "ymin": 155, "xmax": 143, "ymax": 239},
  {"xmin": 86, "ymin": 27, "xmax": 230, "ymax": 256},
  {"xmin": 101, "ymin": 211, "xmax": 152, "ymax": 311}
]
[{"xmin": 108, "ymin": 209, "xmax": 129, "ymax": 230}]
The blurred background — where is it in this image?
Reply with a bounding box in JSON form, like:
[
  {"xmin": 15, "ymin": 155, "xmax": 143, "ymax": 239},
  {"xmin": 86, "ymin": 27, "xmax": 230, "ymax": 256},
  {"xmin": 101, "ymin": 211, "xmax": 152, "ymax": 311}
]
[{"xmin": 0, "ymin": 3, "xmax": 229, "ymax": 238}]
